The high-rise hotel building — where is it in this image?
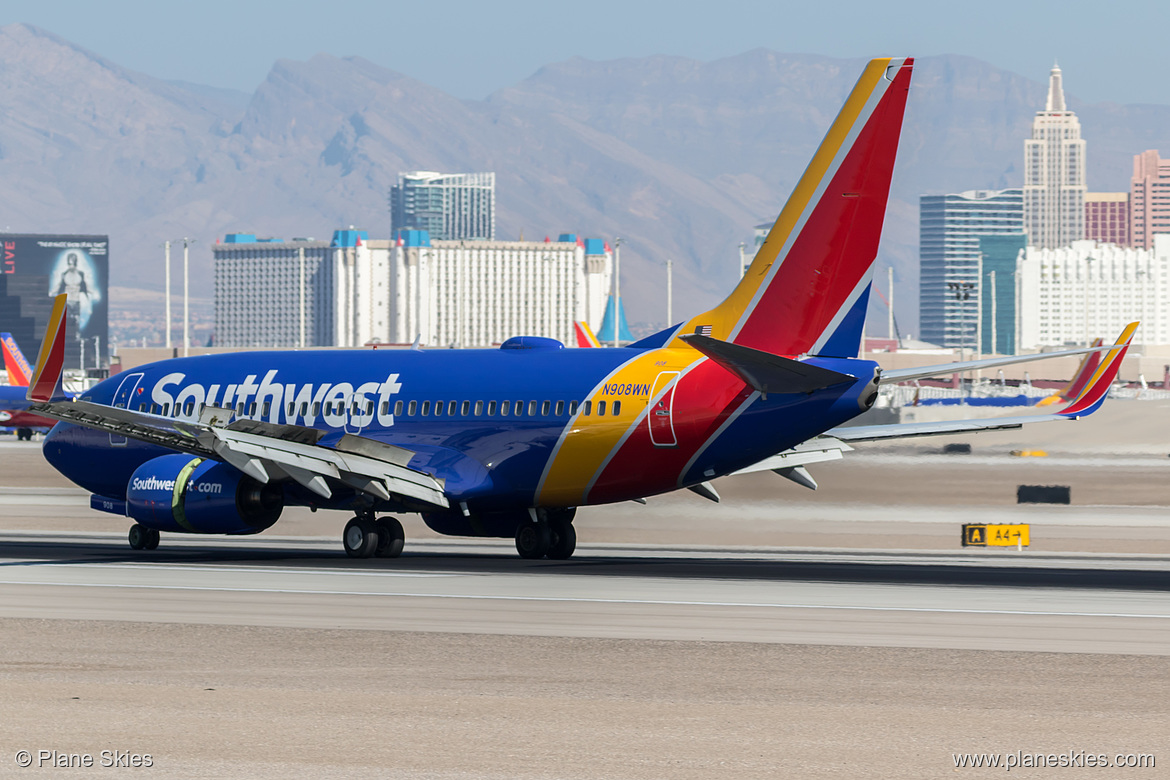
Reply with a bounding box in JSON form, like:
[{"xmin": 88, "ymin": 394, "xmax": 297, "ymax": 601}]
[
  {"xmin": 1085, "ymin": 192, "xmax": 1129, "ymax": 246},
  {"xmin": 919, "ymin": 189, "xmax": 1024, "ymax": 349},
  {"xmin": 214, "ymin": 230, "xmax": 612, "ymax": 349},
  {"xmin": 1130, "ymin": 150, "xmax": 1170, "ymax": 249},
  {"xmin": 1024, "ymin": 65, "xmax": 1086, "ymax": 248},
  {"xmin": 390, "ymin": 171, "xmax": 496, "ymax": 242}
]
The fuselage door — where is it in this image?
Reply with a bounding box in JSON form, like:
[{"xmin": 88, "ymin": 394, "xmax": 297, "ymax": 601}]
[
  {"xmin": 648, "ymin": 371, "xmax": 680, "ymax": 448},
  {"xmin": 109, "ymin": 372, "xmax": 144, "ymax": 446}
]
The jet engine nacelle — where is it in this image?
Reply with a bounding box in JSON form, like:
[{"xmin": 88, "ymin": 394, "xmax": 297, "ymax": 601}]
[{"xmin": 126, "ymin": 454, "xmax": 283, "ymax": 534}]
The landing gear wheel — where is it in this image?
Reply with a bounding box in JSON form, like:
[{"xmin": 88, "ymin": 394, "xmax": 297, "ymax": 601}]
[
  {"xmin": 17, "ymin": 427, "xmax": 33, "ymax": 442},
  {"xmin": 375, "ymin": 516, "xmax": 405, "ymax": 558},
  {"xmin": 128, "ymin": 524, "xmax": 154, "ymax": 551},
  {"xmin": 343, "ymin": 516, "xmax": 379, "ymax": 559},
  {"xmin": 546, "ymin": 516, "xmax": 576, "ymax": 560},
  {"xmin": 515, "ymin": 521, "xmax": 552, "ymax": 559}
]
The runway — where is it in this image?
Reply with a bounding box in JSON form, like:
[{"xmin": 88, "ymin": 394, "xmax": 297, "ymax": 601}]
[
  {"xmin": 2, "ymin": 531, "xmax": 1168, "ymax": 655},
  {"xmin": 3, "ymin": 437, "xmax": 1170, "ymax": 777}
]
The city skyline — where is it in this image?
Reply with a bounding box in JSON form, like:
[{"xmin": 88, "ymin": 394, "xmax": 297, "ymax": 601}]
[{"xmin": 3, "ymin": 20, "xmax": 1170, "ymax": 345}]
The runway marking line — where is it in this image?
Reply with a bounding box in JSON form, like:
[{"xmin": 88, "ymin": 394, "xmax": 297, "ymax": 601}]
[
  {"xmin": 58, "ymin": 564, "xmax": 455, "ymax": 579},
  {"xmin": 0, "ymin": 579, "xmax": 1167, "ymax": 620}
]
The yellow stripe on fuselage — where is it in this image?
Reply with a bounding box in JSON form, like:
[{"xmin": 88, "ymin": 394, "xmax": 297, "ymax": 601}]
[
  {"xmin": 670, "ymin": 59, "xmax": 891, "ymax": 346},
  {"xmin": 537, "ymin": 347, "xmax": 699, "ymax": 506}
]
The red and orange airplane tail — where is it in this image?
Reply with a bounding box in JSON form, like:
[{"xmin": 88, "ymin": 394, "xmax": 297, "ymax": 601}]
[
  {"xmin": 1, "ymin": 332, "xmax": 34, "ymax": 387},
  {"xmin": 1057, "ymin": 324, "xmax": 1137, "ymax": 418},
  {"xmin": 675, "ymin": 58, "xmax": 913, "ymax": 358},
  {"xmin": 27, "ymin": 294, "xmax": 69, "ymax": 403},
  {"xmin": 573, "ymin": 321, "xmax": 601, "ymax": 348},
  {"xmin": 1036, "ymin": 337, "xmax": 1102, "ymax": 407}
]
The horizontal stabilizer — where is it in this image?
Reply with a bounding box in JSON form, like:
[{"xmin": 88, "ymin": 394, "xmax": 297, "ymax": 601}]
[{"xmin": 681, "ymin": 334, "xmax": 855, "ymax": 399}]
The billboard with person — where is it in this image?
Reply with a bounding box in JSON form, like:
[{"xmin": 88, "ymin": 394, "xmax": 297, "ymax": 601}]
[{"xmin": 0, "ymin": 234, "xmax": 109, "ymax": 371}]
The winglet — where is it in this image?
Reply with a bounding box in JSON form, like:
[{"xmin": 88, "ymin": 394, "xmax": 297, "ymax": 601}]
[
  {"xmin": 1059, "ymin": 323, "xmax": 1138, "ymax": 418},
  {"xmin": 574, "ymin": 320, "xmax": 601, "ymax": 348},
  {"xmin": 27, "ymin": 294, "xmax": 69, "ymax": 403},
  {"xmin": 1, "ymin": 332, "xmax": 33, "ymax": 387}
]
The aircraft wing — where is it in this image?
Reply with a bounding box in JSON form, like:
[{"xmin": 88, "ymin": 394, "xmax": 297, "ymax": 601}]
[
  {"xmin": 27, "ymin": 398, "xmax": 449, "ymax": 510},
  {"xmin": 877, "ymin": 324, "xmax": 1135, "ymax": 384},
  {"xmin": 733, "ymin": 322, "xmax": 1136, "ymax": 488},
  {"xmin": 830, "ymin": 322, "xmax": 1135, "ymax": 443},
  {"xmin": 729, "ymin": 438, "xmax": 854, "ymax": 489}
]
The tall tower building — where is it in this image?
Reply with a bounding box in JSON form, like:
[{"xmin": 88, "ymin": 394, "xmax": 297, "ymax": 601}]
[
  {"xmin": 389, "ymin": 171, "xmax": 495, "ymax": 241},
  {"xmin": 1023, "ymin": 64, "xmax": 1086, "ymax": 248},
  {"xmin": 919, "ymin": 189, "xmax": 1024, "ymax": 350},
  {"xmin": 1130, "ymin": 150, "xmax": 1170, "ymax": 249}
]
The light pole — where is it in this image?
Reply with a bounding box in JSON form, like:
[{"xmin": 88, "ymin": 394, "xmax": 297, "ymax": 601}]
[
  {"xmin": 182, "ymin": 238, "xmax": 195, "ymax": 356},
  {"xmin": 298, "ymin": 245, "xmax": 306, "ymax": 349},
  {"xmin": 989, "ymin": 271, "xmax": 997, "ymax": 356},
  {"xmin": 887, "ymin": 266, "xmax": 895, "ymax": 341},
  {"xmin": 666, "ymin": 258, "xmax": 673, "ymax": 325},
  {"xmin": 163, "ymin": 240, "xmax": 172, "ymax": 349},
  {"xmin": 612, "ymin": 238, "xmax": 622, "ymax": 348},
  {"xmin": 947, "ymin": 281, "xmax": 976, "ymax": 402}
]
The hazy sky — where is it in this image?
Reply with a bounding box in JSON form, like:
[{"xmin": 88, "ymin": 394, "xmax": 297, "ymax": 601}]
[{"xmin": 5, "ymin": 0, "xmax": 1165, "ymax": 105}]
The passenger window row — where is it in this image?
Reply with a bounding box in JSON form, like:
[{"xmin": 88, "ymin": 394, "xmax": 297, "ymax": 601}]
[
  {"xmin": 398, "ymin": 398, "xmax": 622, "ymax": 418},
  {"xmin": 141, "ymin": 397, "xmax": 624, "ymax": 421}
]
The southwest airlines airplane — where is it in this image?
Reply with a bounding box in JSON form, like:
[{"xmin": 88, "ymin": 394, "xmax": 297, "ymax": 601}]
[
  {"xmin": 26, "ymin": 58, "xmax": 1136, "ymax": 559},
  {"xmin": 1, "ymin": 332, "xmax": 53, "ymax": 440}
]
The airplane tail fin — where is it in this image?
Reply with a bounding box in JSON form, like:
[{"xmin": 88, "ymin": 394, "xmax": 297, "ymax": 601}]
[
  {"xmin": 27, "ymin": 294, "xmax": 69, "ymax": 403},
  {"xmin": 1059, "ymin": 323, "xmax": 1137, "ymax": 418},
  {"xmin": 1037, "ymin": 337, "xmax": 1102, "ymax": 406},
  {"xmin": 573, "ymin": 320, "xmax": 601, "ymax": 348},
  {"xmin": 675, "ymin": 57, "xmax": 913, "ymax": 358},
  {"xmin": 1, "ymin": 332, "xmax": 33, "ymax": 387}
]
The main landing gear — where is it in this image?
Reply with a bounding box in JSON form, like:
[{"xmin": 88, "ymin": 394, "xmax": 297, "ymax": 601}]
[
  {"xmin": 515, "ymin": 509, "xmax": 576, "ymax": 560},
  {"xmin": 343, "ymin": 514, "xmax": 405, "ymax": 559},
  {"xmin": 128, "ymin": 523, "xmax": 160, "ymax": 551}
]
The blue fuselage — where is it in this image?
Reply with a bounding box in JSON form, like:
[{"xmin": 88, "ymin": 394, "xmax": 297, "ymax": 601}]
[{"xmin": 43, "ymin": 345, "xmax": 879, "ymax": 513}]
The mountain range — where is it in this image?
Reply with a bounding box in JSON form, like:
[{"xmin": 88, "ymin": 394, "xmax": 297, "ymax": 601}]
[{"xmin": 2, "ymin": 22, "xmax": 1169, "ymax": 338}]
